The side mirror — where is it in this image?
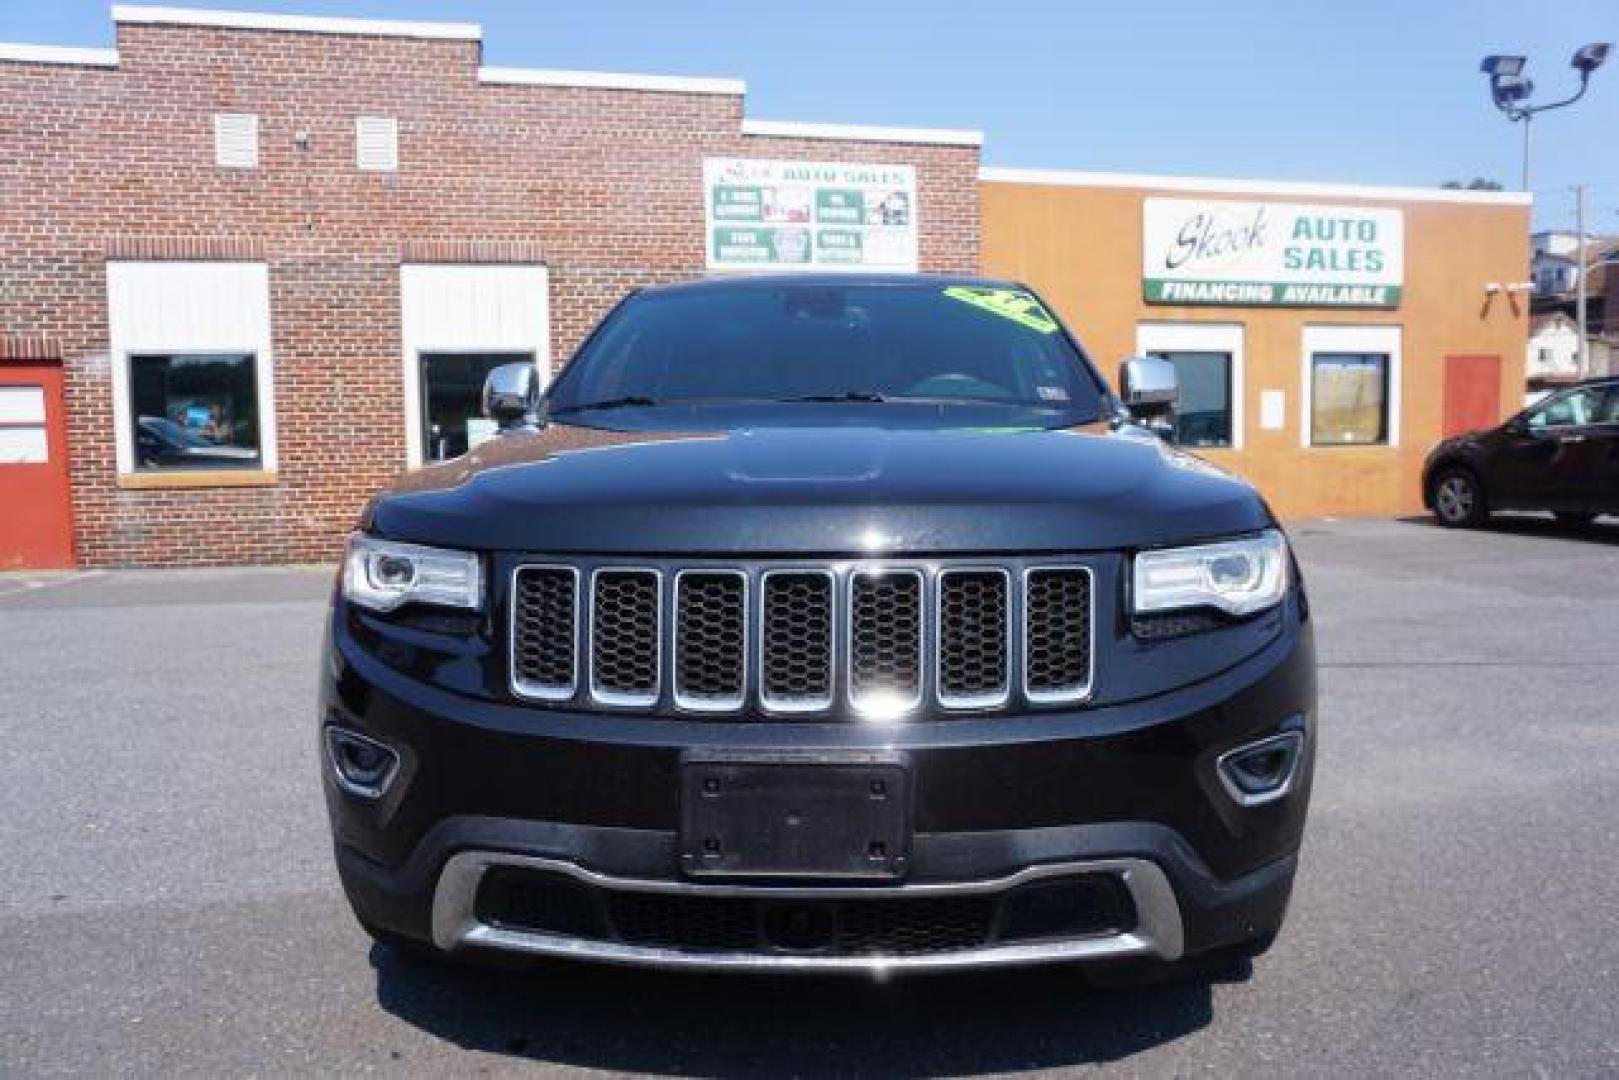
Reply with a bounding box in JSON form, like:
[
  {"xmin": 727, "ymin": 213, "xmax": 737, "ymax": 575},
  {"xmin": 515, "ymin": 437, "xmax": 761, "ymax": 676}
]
[
  {"xmin": 1118, "ymin": 355, "xmax": 1179, "ymax": 437},
  {"xmin": 481, "ymin": 362, "xmax": 540, "ymax": 432}
]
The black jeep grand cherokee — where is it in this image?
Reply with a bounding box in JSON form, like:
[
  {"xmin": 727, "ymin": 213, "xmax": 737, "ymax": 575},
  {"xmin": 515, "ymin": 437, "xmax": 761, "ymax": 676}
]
[{"xmin": 322, "ymin": 275, "xmax": 1315, "ymax": 975}]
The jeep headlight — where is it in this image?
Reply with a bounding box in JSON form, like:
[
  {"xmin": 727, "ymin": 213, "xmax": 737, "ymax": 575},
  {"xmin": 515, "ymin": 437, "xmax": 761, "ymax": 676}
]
[
  {"xmin": 1132, "ymin": 529, "xmax": 1289, "ymax": 618},
  {"xmin": 343, "ymin": 535, "xmax": 483, "ymax": 613}
]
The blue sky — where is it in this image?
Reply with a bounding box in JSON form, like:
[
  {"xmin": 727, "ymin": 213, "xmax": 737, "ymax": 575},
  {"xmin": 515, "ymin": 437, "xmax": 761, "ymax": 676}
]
[{"xmin": 5, "ymin": 1, "xmax": 1616, "ymax": 230}]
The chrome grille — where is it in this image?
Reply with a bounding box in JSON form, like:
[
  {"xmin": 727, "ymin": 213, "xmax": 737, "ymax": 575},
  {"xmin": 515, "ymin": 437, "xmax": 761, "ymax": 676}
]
[
  {"xmin": 760, "ymin": 571, "xmax": 835, "ymax": 712},
  {"xmin": 509, "ymin": 560, "xmax": 1095, "ymax": 715},
  {"xmin": 511, "ymin": 566, "xmax": 579, "ymax": 700},
  {"xmin": 1024, "ymin": 567, "xmax": 1094, "ymax": 703},
  {"xmin": 849, "ymin": 570, "xmax": 924, "ymax": 715},
  {"xmin": 937, "ymin": 569, "xmax": 1011, "ymax": 708},
  {"xmin": 590, "ymin": 569, "xmax": 661, "ymax": 705},
  {"xmin": 674, "ymin": 571, "xmax": 747, "ymax": 711}
]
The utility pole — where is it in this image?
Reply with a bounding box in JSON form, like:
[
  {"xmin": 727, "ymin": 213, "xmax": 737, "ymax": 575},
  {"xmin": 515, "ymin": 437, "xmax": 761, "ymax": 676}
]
[{"xmin": 1576, "ymin": 184, "xmax": 1588, "ymax": 377}]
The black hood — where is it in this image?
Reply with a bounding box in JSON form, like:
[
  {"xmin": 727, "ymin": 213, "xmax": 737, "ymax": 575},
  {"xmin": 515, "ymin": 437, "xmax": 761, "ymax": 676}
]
[{"xmin": 366, "ymin": 416, "xmax": 1270, "ymax": 555}]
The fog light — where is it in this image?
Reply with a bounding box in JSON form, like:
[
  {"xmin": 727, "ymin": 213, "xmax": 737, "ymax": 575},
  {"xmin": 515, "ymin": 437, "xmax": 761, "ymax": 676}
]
[
  {"xmin": 1217, "ymin": 730, "xmax": 1304, "ymax": 807},
  {"xmin": 325, "ymin": 726, "xmax": 400, "ymax": 800}
]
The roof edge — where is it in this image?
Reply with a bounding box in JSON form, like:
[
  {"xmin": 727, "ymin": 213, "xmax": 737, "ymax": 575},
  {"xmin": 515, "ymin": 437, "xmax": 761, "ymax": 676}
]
[
  {"xmin": 110, "ymin": 5, "xmax": 481, "ymax": 41},
  {"xmin": 742, "ymin": 119, "xmax": 984, "ymax": 148},
  {"xmin": 479, "ymin": 66, "xmax": 744, "ymax": 95},
  {"xmin": 980, "ymin": 166, "xmax": 1535, "ymax": 206},
  {"xmin": 0, "ymin": 43, "xmax": 120, "ymax": 67}
]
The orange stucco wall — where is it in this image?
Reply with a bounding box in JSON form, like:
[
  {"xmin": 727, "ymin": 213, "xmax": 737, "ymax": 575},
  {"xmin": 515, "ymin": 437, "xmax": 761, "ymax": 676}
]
[{"xmin": 981, "ymin": 179, "xmax": 1532, "ymax": 519}]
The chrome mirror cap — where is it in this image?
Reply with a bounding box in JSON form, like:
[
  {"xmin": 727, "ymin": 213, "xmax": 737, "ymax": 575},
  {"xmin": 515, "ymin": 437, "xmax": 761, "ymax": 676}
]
[
  {"xmin": 481, "ymin": 362, "xmax": 541, "ymax": 430},
  {"xmin": 1119, "ymin": 355, "xmax": 1180, "ymax": 409}
]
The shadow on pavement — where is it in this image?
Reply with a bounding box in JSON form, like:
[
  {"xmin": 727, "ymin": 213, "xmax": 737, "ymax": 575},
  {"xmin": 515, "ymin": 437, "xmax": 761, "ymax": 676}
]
[
  {"xmin": 372, "ymin": 945, "xmax": 1236, "ymax": 1075},
  {"xmin": 1393, "ymin": 512, "xmax": 1619, "ymax": 546}
]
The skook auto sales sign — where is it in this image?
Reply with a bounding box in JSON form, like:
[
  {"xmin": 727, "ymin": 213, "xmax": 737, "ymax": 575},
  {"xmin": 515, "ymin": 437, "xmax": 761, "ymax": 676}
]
[{"xmin": 1143, "ymin": 197, "xmax": 1403, "ymax": 307}]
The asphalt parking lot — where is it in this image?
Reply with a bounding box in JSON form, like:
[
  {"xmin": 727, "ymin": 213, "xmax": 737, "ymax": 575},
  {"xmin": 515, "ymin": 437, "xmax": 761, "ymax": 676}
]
[{"xmin": 2, "ymin": 516, "xmax": 1617, "ymax": 1077}]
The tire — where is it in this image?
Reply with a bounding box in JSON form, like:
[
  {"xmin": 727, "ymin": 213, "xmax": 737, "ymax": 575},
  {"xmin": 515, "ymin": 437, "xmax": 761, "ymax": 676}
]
[
  {"xmin": 1554, "ymin": 511, "xmax": 1598, "ymax": 527},
  {"xmin": 1431, "ymin": 468, "xmax": 1486, "ymax": 528}
]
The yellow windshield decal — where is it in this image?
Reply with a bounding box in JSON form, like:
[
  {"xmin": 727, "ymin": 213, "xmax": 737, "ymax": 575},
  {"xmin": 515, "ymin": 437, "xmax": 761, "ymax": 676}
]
[{"xmin": 942, "ymin": 286, "xmax": 1059, "ymax": 334}]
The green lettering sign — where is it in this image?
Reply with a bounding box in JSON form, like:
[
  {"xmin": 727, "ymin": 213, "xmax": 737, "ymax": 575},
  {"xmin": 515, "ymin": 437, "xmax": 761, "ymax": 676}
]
[
  {"xmin": 816, "ymin": 189, "xmax": 865, "ymax": 225},
  {"xmin": 712, "ymin": 186, "xmax": 762, "ymax": 222}
]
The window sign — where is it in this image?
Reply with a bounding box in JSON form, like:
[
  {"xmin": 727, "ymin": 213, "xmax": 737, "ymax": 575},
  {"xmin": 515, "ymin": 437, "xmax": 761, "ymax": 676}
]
[
  {"xmin": 1310, "ymin": 352, "xmax": 1390, "ymax": 445},
  {"xmin": 704, "ymin": 158, "xmax": 918, "ymax": 272},
  {"xmin": 1144, "ymin": 198, "xmax": 1403, "ymax": 308}
]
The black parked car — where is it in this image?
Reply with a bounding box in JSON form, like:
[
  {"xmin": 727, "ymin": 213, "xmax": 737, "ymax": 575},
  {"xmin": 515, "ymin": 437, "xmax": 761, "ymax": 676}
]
[
  {"xmin": 1424, "ymin": 377, "xmax": 1619, "ymax": 528},
  {"xmin": 322, "ymin": 275, "xmax": 1315, "ymax": 976}
]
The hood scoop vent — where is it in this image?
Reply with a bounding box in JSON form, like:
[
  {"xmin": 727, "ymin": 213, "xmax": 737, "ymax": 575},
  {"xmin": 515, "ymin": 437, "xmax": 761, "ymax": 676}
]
[{"xmin": 725, "ymin": 429, "xmax": 884, "ymax": 483}]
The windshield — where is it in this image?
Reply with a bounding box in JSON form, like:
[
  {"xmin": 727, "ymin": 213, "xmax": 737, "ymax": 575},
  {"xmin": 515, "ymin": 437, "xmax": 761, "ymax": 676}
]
[{"xmin": 546, "ymin": 282, "xmax": 1106, "ymax": 423}]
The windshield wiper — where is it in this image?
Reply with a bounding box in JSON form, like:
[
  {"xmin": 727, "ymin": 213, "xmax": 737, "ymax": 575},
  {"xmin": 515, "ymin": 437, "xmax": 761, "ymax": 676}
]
[
  {"xmin": 777, "ymin": 391, "xmax": 889, "ymax": 404},
  {"xmin": 547, "ymin": 395, "xmax": 660, "ymax": 414}
]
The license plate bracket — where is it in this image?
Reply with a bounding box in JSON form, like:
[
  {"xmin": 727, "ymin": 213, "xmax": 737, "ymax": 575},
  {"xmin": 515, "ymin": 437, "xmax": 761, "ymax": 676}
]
[{"xmin": 679, "ymin": 754, "xmax": 911, "ymax": 880}]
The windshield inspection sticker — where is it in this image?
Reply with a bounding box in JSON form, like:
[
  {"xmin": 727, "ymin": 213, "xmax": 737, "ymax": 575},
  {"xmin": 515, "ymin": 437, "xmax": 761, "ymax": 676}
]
[
  {"xmin": 1036, "ymin": 385, "xmax": 1070, "ymax": 402},
  {"xmin": 941, "ymin": 286, "xmax": 1060, "ymax": 334}
]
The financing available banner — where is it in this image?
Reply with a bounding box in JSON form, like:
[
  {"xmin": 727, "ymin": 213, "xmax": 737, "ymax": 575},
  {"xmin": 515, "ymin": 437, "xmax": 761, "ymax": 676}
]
[
  {"xmin": 1143, "ymin": 197, "xmax": 1403, "ymax": 308},
  {"xmin": 704, "ymin": 158, "xmax": 919, "ymax": 272}
]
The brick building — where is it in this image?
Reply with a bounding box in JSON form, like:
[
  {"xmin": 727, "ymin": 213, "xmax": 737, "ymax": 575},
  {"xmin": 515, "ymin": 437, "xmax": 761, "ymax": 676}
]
[
  {"xmin": 1, "ymin": 6, "xmax": 1532, "ymax": 569},
  {"xmin": 0, "ymin": 5, "xmax": 981, "ymax": 568}
]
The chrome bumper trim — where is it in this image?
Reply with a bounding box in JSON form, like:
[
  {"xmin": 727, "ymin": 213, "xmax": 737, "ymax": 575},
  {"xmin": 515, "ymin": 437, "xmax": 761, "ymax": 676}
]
[{"xmin": 430, "ymin": 851, "xmax": 1185, "ymax": 973}]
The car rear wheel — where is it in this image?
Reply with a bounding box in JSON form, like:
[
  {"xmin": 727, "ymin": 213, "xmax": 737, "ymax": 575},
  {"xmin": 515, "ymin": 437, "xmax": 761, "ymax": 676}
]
[{"xmin": 1432, "ymin": 469, "xmax": 1486, "ymax": 528}]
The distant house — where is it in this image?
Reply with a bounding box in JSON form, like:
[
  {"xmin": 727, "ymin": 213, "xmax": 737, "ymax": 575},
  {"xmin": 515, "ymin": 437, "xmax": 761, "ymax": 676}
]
[
  {"xmin": 1531, "ymin": 231, "xmax": 1583, "ymax": 297},
  {"xmin": 1526, "ymin": 312, "xmax": 1581, "ymax": 392},
  {"xmin": 1528, "ymin": 232, "xmax": 1615, "ymax": 387}
]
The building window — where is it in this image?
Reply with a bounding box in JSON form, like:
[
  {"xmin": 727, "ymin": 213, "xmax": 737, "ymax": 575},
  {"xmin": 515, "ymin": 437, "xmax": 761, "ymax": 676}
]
[
  {"xmin": 129, "ymin": 354, "xmax": 262, "ymax": 471},
  {"xmin": 1135, "ymin": 322, "xmax": 1243, "ymax": 449},
  {"xmin": 1147, "ymin": 350, "xmax": 1232, "ymax": 447},
  {"xmin": 420, "ymin": 352, "xmax": 530, "ymax": 461},
  {"xmin": 1301, "ymin": 325, "xmax": 1400, "ymax": 449},
  {"xmin": 106, "ymin": 261, "xmax": 277, "ymax": 482},
  {"xmin": 400, "ymin": 264, "xmax": 550, "ymax": 468},
  {"xmin": 0, "ymin": 385, "xmax": 49, "ymax": 463},
  {"xmin": 1309, "ymin": 352, "xmax": 1390, "ymax": 446}
]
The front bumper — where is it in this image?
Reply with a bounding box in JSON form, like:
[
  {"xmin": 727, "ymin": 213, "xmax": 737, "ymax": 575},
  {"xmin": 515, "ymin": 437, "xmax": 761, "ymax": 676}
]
[{"xmin": 322, "ymin": 601, "xmax": 1315, "ymax": 972}]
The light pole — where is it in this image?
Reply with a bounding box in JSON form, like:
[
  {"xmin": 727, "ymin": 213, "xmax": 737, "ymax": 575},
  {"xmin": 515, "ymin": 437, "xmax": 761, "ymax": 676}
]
[{"xmin": 1480, "ymin": 44, "xmax": 1611, "ymax": 191}]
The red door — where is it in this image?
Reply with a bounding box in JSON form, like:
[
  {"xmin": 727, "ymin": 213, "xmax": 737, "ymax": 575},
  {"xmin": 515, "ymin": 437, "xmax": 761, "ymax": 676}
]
[
  {"xmin": 1442, "ymin": 354, "xmax": 1503, "ymax": 438},
  {"xmin": 0, "ymin": 361, "xmax": 76, "ymax": 569}
]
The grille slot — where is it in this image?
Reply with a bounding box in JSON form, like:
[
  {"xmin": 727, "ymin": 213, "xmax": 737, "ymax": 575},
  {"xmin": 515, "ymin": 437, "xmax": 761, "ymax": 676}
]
[
  {"xmin": 1023, "ymin": 567, "xmax": 1094, "ymax": 703},
  {"xmin": 589, "ymin": 569, "xmax": 662, "ymax": 705},
  {"xmin": 674, "ymin": 571, "xmax": 747, "ymax": 712},
  {"xmin": 937, "ymin": 569, "xmax": 1011, "ymax": 709},
  {"xmin": 759, "ymin": 571, "xmax": 835, "ymax": 712},
  {"xmin": 511, "ymin": 566, "xmax": 579, "ymax": 700},
  {"xmin": 848, "ymin": 569, "xmax": 924, "ymax": 716}
]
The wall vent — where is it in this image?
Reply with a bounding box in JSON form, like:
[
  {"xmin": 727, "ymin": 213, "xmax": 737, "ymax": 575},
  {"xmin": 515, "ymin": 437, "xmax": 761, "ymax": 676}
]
[
  {"xmin": 355, "ymin": 116, "xmax": 399, "ymax": 172},
  {"xmin": 213, "ymin": 113, "xmax": 259, "ymax": 169}
]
